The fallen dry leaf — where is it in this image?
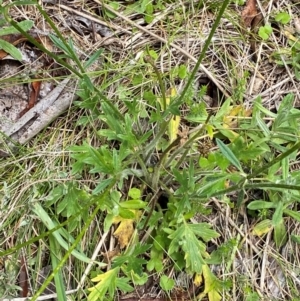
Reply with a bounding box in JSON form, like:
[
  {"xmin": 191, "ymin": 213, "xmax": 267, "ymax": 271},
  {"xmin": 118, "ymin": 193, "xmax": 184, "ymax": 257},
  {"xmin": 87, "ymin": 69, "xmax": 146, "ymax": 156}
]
[
  {"xmin": 19, "ymin": 80, "xmax": 42, "ymax": 117},
  {"xmin": 241, "ymin": 0, "xmax": 258, "ymax": 27},
  {"xmin": 101, "ymin": 247, "xmax": 120, "ymax": 263},
  {"xmin": 19, "ymin": 254, "xmax": 29, "ymax": 297}
]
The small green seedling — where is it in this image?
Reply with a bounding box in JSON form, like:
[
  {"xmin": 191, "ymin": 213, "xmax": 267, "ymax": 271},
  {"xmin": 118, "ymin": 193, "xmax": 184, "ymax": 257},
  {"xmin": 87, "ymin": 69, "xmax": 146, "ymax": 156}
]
[
  {"xmin": 275, "ymin": 11, "xmax": 291, "ymax": 25},
  {"xmin": 258, "ymin": 24, "xmax": 273, "ymax": 40}
]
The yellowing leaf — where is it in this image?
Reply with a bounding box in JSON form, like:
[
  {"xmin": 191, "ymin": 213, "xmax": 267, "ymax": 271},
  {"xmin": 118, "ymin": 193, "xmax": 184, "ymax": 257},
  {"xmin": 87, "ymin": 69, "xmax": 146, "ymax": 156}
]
[
  {"xmin": 208, "ymin": 290, "xmax": 222, "ymax": 301},
  {"xmin": 113, "ymin": 211, "xmax": 141, "ymax": 248},
  {"xmin": 88, "ymin": 268, "xmax": 119, "ymax": 301},
  {"xmin": 284, "ymin": 30, "xmax": 298, "ymax": 42},
  {"xmin": 91, "ymin": 268, "xmax": 117, "ymax": 283},
  {"xmin": 169, "ymin": 115, "xmax": 181, "ymax": 143},
  {"xmin": 198, "ymin": 265, "xmax": 221, "ymax": 301},
  {"xmin": 167, "ymin": 88, "xmax": 180, "ymax": 143},
  {"xmin": 157, "ymin": 87, "xmax": 180, "ymax": 143},
  {"xmin": 193, "ymin": 273, "xmax": 203, "ymax": 286},
  {"xmin": 113, "ymin": 218, "xmax": 134, "ymax": 248},
  {"xmin": 205, "ymin": 124, "xmax": 215, "ymax": 139},
  {"xmin": 253, "ymin": 219, "xmax": 273, "ymax": 236},
  {"xmin": 223, "ymin": 105, "xmax": 243, "ymax": 129}
]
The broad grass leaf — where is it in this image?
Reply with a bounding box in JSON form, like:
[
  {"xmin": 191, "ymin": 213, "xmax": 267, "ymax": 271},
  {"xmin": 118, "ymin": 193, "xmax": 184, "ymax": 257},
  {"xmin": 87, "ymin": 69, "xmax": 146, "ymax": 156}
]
[
  {"xmin": 84, "ymin": 48, "xmax": 103, "ymax": 69},
  {"xmin": 247, "ymin": 201, "xmax": 276, "ymax": 210},
  {"xmin": 32, "ymin": 203, "xmax": 104, "ymax": 265},
  {"xmin": 49, "ymin": 236, "xmax": 67, "ymax": 301},
  {"xmin": 252, "ymin": 219, "xmax": 272, "ymax": 236},
  {"xmin": 216, "ymin": 138, "xmax": 243, "ymax": 172},
  {"xmin": 272, "ymin": 201, "xmax": 283, "ymax": 226},
  {"xmin": 273, "ymin": 94, "xmax": 294, "ymax": 130},
  {"xmin": 274, "ymin": 220, "xmax": 287, "ymax": 248},
  {"xmin": 0, "ymin": 39, "xmax": 22, "ymax": 60},
  {"xmin": 291, "ymin": 234, "xmax": 300, "ymax": 244},
  {"xmin": 284, "ymin": 209, "xmax": 300, "ymax": 222}
]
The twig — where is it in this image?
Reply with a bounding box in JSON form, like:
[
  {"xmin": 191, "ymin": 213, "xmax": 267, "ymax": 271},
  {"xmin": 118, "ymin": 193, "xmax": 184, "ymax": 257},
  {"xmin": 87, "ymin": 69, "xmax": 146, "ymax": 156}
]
[{"xmin": 94, "ymin": 0, "xmax": 230, "ymax": 99}]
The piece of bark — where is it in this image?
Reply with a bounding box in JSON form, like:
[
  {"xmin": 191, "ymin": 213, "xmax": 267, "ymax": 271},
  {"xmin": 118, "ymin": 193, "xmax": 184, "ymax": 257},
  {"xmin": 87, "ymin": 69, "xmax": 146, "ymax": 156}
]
[{"xmin": 0, "ymin": 78, "xmax": 78, "ymax": 155}]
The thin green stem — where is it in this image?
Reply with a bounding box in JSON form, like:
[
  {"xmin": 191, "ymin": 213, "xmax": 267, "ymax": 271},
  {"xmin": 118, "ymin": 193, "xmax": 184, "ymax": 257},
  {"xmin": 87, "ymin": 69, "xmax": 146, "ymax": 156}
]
[
  {"xmin": 30, "ymin": 187, "xmax": 111, "ymax": 301},
  {"xmin": 207, "ymin": 182, "xmax": 300, "ymax": 198},
  {"xmin": 168, "ymin": 0, "xmax": 231, "ymax": 111},
  {"xmin": 246, "ymin": 141, "xmax": 300, "ymax": 180},
  {"xmin": 144, "ymin": 54, "xmax": 167, "ymax": 111}
]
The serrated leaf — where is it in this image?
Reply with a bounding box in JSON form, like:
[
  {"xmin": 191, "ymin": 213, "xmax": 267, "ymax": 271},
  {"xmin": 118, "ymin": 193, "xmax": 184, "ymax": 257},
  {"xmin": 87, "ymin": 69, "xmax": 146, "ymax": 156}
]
[
  {"xmin": 178, "ymin": 64, "xmax": 187, "ymax": 79},
  {"xmin": 198, "ymin": 265, "xmax": 222, "ymax": 301},
  {"xmin": 194, "ymin": 274, "xmax": 203, "ymax": 286},
  {"xmin": 169, "ymin": 114, "xmax": 181, "ymax": 143},
  {"xmin": 128, "ymin": 187, "xmax": 141, "ymax": 199},
  {"xmin": 157, "ymin": 88, "xmax": 180, "ymax": 143},
  {"xmin": 275, "ymin": 12, "xmax": 291, "ymax": 25},
  {"xmin": 258, "ymin": 24, "xmax": 273, "ymax": 40},
  {"xmin": 160, "ymin": 275, "xmax": 175, "ymax": 291},
  {"xmin": 216, "ymin": 138, "xmax": 243, "ymax": 172},
  {"xmin": 168, "ymin": 223, "xmax": 207, "ymax": 273},
  {"xmin": 119, "ymin": 208, "xmax": 135, "ymax": 219},
  {"xmin": 88, "ymin": 268, "xmax": 119, "ymax": 301},
  {"xmin": 206, "ymin": 124, "xmax": 214, "ymax": 139}
]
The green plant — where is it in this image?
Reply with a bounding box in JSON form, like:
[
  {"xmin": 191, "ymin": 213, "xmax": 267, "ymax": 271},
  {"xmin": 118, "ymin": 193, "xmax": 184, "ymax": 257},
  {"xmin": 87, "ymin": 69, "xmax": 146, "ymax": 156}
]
[
  {"xmin": 3, "ymin": 0, "xmax": 300, "ymax": 300},
  {"xmin": 274, "ymin": 11, "xmax": 291, "ymax": 25},
  {"xmin": 0, "ymin": 5, "xmax": 33, "ymax": 60},
  {"xmin": 258, "ymin": 24, "xmax": 273, "ymax": 40}
]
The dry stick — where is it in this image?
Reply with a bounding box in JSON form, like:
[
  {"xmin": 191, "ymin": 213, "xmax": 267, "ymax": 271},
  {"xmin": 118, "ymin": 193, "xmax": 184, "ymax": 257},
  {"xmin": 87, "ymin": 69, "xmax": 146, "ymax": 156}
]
[
  {"xmin": 94, "ymin": 0, "xmax": 230, "ymax": 99},
  {"xmin": 260, "ymin": 230, "xmax": 272, "ymax": 291},
  {"xmin": 48, "ymin": 2, "xmax": 128, "ymax": 33},
  {"xmin": 77, "ymin": 231, "xmax": 109, "ymax": 290},
  {"xmin": 0, "ymin": 289, "xmax": 79, "ymax": 301}
]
